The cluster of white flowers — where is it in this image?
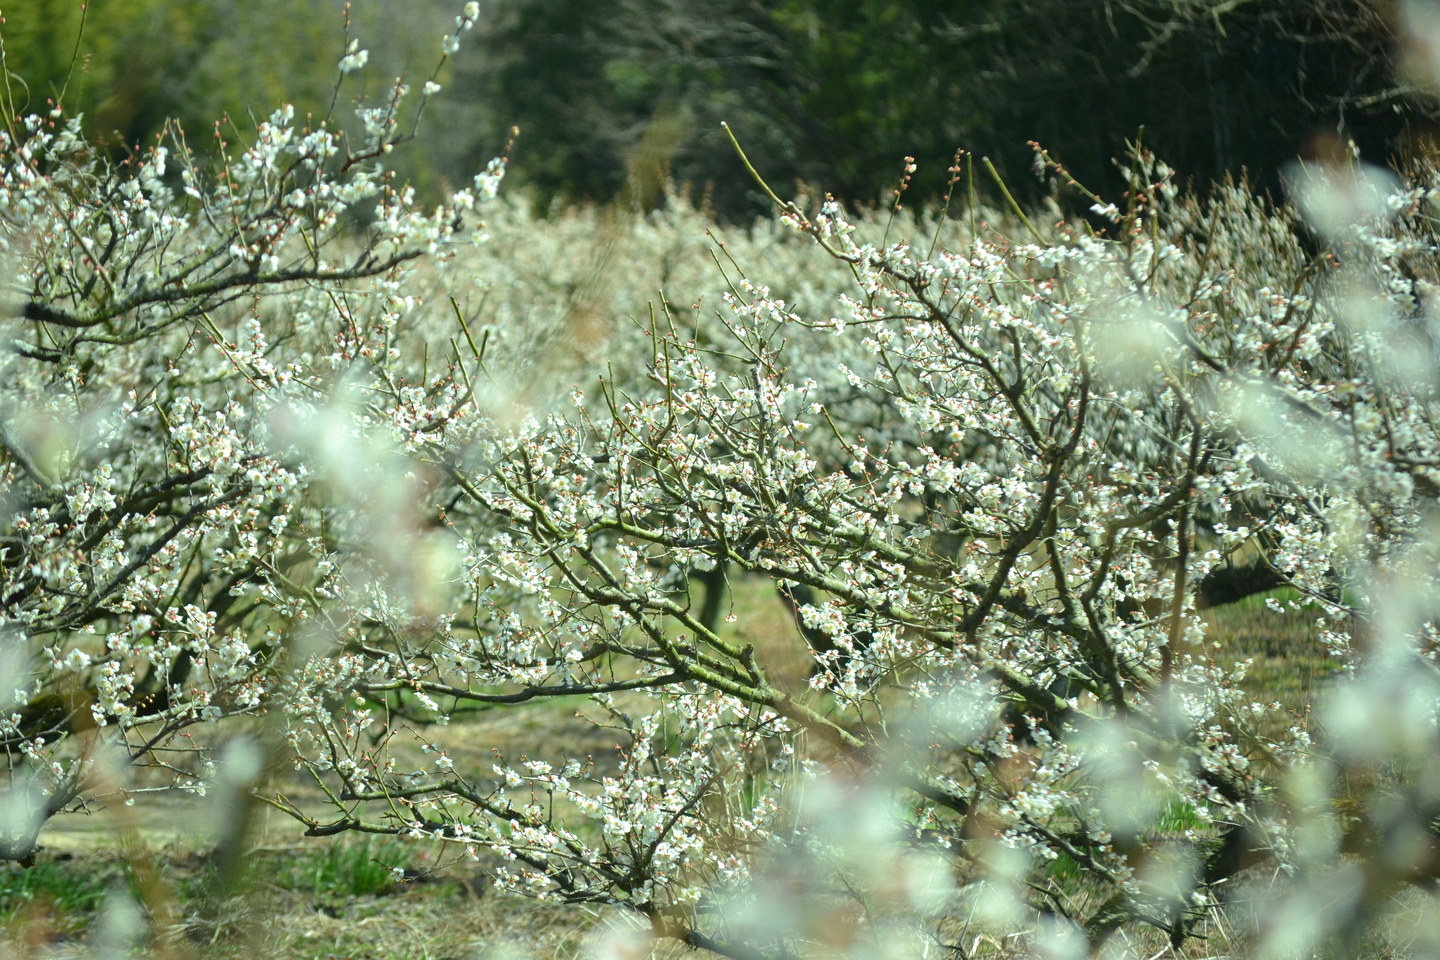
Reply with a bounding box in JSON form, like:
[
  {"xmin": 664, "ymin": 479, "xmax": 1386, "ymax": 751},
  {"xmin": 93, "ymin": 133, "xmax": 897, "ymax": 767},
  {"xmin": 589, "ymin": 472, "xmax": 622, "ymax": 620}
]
[
  {"xmin": 224, "ymin": 142, "xmax": 1440, "ymax": 954},
  {"xmin": 0, "ymin": 1, "xmax": 504, "ymax": 866},
  {"xmin": 6, "ymin": 9, "xmax": 1440, "ymax": 953}
]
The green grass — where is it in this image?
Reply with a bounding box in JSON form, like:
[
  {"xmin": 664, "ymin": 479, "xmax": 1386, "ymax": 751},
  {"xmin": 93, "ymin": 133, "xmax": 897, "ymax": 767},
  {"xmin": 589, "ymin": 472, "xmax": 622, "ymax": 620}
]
[
  {"xmin": 1154, "ymin": 799, "xmax": 1205, "ymax": 833},
  {"xmin": 0, "ymin": 856, "xmax": 131, "ymax": 931},
  {"xmin": 0, "ymin": 842, "xmax": 595, "ymax": 960},
  {"xmin": 1195, "ymin": 586, "xmax": 1347, "ymax": 773},
  {"xmin": 1044, "ymin": 853, "xmax": 1083, "ymax": 882},
  {"xmin": 273, "ymin": 836, "xmax": 415, "ymax": 900},
  {"xmin": 1205, "ymin": 588, "xmax": 1344, "ymax": 710},
  {"xmin": 1225, "ymin": 585, "xmax": 1307, "ymax": 611}
]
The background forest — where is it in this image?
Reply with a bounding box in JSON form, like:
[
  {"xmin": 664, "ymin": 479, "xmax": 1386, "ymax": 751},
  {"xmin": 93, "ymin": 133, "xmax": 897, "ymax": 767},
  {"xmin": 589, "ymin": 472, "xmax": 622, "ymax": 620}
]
[{"xmin": 0, "ymin": 0, "xmax": 1421, "ymax": 216}]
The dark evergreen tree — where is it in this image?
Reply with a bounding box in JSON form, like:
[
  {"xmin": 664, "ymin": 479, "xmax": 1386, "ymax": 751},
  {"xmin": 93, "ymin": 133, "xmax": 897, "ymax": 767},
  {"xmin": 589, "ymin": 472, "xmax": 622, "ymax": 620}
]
[{"xmin": 464, "ymin": 0, "xmax": 1413, "ymax": 218}]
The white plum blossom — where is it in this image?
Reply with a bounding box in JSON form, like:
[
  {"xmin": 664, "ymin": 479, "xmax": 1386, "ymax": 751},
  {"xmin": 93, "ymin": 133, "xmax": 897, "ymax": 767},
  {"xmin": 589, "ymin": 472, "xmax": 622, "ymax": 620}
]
[
  {"xmin": 0, "ymin": 18, "xmax": 1439, "ymax": 957},
  {"xmin": 339, "ymin": 40, "xmax": 369, "ymax": 74}
]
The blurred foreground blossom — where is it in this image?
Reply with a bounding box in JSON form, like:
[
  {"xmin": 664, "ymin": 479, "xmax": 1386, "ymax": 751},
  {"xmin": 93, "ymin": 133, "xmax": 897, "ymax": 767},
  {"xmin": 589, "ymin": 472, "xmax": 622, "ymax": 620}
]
[{"xmin": 1287, "ymin": 154, "xmax": 1403, "ymax": 242}]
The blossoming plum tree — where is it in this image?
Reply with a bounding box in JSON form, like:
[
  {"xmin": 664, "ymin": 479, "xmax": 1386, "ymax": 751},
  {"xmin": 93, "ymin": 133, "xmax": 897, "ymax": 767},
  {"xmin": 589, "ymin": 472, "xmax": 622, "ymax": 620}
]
[
  {"xmin": 3, "ymin": 6, "xmax": 1440, "ymax": 956},
  {"xmin": 0, "ymin": 0, "xmax": 493, "ymax": 860},
  {"xmin": 261, "ymin": 138, "xmax": 1440, "ymax": 954}
]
